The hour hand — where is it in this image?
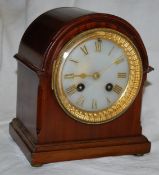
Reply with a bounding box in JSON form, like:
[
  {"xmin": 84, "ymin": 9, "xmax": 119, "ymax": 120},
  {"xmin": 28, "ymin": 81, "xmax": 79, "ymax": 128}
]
[
  {"xmin": 64, "ymin": 73, "xmax": 90, "ymax": 79},
  {"xmin": 64, "ymin": 72, "xmax": 101, "ymax": 80}
]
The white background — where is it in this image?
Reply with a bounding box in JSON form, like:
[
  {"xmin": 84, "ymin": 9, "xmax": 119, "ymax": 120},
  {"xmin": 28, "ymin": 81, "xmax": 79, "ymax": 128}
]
[{"xmin": 0, "ymin": 0, "xmax": 159, "ymax": 174}]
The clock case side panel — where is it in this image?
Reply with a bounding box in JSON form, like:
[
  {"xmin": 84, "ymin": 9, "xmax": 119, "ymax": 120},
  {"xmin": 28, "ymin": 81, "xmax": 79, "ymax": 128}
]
[
  {"xmin": 39, "ymin": 13, "xmax": 150, "ymax": 143},
  {"xmin": 10, "ymin": 61, "xmax": 39, "ymax": 142},
  {"xmin": 9, "ymin": 7, "xmax": 94, "ymax": 143}
]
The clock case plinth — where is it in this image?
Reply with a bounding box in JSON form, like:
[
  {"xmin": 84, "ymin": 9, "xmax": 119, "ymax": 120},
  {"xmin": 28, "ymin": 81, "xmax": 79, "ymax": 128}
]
[{"xmin": 9, "ymin": 7, "xmax": 151, "ymax": 166}]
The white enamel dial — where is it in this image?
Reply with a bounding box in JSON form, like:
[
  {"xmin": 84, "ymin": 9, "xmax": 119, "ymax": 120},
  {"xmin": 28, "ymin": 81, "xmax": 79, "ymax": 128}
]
[{"xmin": 61, "ymin": 38, "xmax": 129, "ymax": 112}]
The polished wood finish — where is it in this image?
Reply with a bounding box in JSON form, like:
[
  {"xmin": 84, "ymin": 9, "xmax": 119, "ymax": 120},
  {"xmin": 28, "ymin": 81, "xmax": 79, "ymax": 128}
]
[
  {"xmin": 10, "ymin": 7, "xmax": 151, "ymax": 166},
  {"xmin": 10, "ymin": 118, "xmax": 150, "ymax": 165}
]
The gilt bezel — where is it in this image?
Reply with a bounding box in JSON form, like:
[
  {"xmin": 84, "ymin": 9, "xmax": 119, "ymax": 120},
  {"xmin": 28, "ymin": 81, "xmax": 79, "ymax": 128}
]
[{"xmin": 52, "ymin": 28, "xmax": 143, "ymax": 124}]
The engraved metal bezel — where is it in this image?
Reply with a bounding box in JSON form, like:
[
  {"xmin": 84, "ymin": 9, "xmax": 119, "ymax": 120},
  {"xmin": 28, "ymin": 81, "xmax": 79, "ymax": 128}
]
[{"xmin": 52, "ymin": 28, "xmax": 143, "ymax": 124}]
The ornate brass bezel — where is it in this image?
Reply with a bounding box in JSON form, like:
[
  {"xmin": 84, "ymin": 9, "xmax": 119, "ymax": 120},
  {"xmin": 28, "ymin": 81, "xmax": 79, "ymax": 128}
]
[{"xmin": 52, "ymin": 28, "xmax": 143, "ymax": 124}]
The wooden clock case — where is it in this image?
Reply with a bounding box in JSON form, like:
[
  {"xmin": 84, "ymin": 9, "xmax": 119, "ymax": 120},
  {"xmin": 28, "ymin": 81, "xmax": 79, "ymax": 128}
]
[{"xmin": 9, "ymin": 7, "xmax": 151, "ymax": 166}]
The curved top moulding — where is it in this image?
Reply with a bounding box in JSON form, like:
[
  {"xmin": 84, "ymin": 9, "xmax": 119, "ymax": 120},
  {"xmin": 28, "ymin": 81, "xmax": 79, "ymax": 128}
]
[
  {"xmin": 15, "ymin": 7, "xmax": 148, "ymax": 73},
  {"xmin": 15, "ymin": 7, "xmax": 93, "ymax": 71}
]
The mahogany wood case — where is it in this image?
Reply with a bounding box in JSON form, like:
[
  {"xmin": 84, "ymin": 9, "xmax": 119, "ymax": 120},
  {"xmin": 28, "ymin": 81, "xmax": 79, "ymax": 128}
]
[{"xmin": 9, "ymin": 7, "xmax": 151, "ymax": 166}]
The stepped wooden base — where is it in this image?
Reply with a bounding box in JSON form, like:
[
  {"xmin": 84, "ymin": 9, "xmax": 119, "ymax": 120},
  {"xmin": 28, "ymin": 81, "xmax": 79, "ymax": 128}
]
[{"xmin": 9, "ymin": 118, "xmax": 151, "ymax": 166}]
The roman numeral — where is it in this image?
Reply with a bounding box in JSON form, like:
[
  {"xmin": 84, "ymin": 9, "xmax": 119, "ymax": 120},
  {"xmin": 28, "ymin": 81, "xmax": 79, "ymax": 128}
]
[
  {"xmin": 80, "ymin": 45, "xmax": 88, "ymax": 55},
  {"xmin": 69, "ymin": 59, "xmax": 79, "ymax": 63},
  {"xmin": 92, "ymin": 99, "xmax": 98, "ymax": 109},
  {"xmin": 113, "ymin": 84, "xmax": 123, "ymax": 94},
  {"xmin": 108, "ymin": 46, "xmax": 114, "ymax": 56},
  {"xmin": 64, "ymin": 73, "xmax": 74, "ymax": 79},
  {"xmin": 65, "ymin": 84, "xmax": 77, "ymax": 96},
  {"xmin": 95, "ymin": 39, "xmax": 102, "ymax": 52},
  {"xmin": 117, "ymin": 72, "xmax": 127, "ymax": 78},
  {"xmin": 76, "ymin": 96, "xmax": 85, "ymax": 107}
]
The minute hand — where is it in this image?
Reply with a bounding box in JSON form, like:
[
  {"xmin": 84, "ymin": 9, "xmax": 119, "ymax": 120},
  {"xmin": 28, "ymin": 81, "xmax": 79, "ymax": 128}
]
[{"xmin": 100, "ymin": 55, "xmax": 125, "ymax": 73}]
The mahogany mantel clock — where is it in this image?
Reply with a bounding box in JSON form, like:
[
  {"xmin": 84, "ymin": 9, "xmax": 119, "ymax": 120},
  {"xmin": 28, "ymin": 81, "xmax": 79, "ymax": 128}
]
[{"xmin": 9, "ymin": 7, "xmax": 151, "ymax": 166}]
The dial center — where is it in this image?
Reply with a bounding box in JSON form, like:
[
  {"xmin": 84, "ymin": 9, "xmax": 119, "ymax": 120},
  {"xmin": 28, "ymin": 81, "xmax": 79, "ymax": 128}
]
[{"xmin": 92, "ymin": 72, "xmax": 100, "ymax": 80}]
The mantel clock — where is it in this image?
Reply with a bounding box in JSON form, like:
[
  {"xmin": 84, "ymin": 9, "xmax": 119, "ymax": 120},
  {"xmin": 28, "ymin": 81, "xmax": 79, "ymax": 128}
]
[{"xmin": 9, "ymin": 7, "xmax": 151, "ymax": 166}]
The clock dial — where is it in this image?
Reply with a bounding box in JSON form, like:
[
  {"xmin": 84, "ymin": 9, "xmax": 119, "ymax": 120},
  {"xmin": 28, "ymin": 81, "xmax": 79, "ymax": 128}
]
[
  {"xmin": 62, "ymin": 39, "xmax": 129, "ymax": 111},
  {"xmin": 53, "ymin": 28, "xmax": 143, "ymax": 124}
]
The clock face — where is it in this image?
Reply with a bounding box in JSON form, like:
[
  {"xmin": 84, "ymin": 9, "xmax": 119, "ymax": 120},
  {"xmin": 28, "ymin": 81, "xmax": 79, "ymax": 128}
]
[
  {"xmin": 62, "ymin": 39, "xmax": 129, "ymax": 112},
  {"xmin": 53, "ymin": 28, "xmax": 143, "ymax": 124}
]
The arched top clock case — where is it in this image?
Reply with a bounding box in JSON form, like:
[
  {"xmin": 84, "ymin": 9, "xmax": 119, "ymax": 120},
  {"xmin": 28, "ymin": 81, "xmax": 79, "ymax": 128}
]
[
  {"xmin": 16, "ymin": 7, "xmax": 149, "ymax": 73},
  {"xmin": 10, "ymin": 7, "xmax": 151, "ymax": 166}
]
